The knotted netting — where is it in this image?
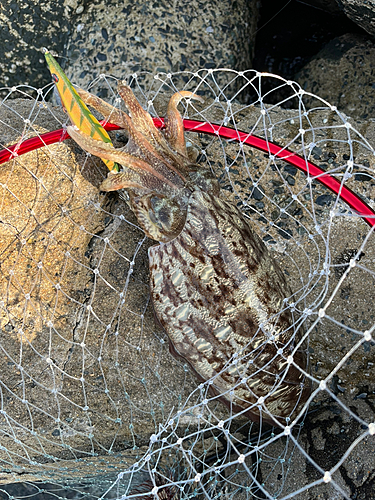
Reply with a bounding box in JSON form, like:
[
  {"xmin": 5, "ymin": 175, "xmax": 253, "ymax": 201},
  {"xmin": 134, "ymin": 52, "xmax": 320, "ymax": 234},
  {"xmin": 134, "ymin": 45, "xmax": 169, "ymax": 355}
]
[{"xmin": 0, "ymin": 69, "xmax": 374, "ymax": 499}]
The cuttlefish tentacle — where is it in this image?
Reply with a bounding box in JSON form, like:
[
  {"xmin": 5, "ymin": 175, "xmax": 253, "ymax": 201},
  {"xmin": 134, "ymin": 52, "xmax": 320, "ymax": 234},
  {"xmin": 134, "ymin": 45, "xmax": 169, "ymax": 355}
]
[
  {"xmin": 123, "ymin": 117, "xmax": 188, "ymax": 184},
  {"xmin": 117, "ymin": 83, "xmax": 162, "ymax": 143},
  {"xmin": 77, "ymin": 86, "xmax": 193, "ymax": 185},
  {"xmin": 70, "ymin": 84, "xmax": 206, "ymax": 196},
  {"xmin": 67, "ymin": 125, "xmax": 180, "ymax": 190},
  {"xmin": 164, "ymin": 91, "xmax": 204, "ymax": 157},
  {"xmin": 76, "ymin": 88, "xmax": 131, "ymax": 131},
  {"xmin": 118, "ymin": 84, "xmax": 200, "ymax": 171},
  {"xmin": 100, "ymin": 171, "xmax": 145, "ymax": 192},
  {"xmin": 100, "ymin": 169, "xmax": 168, "ymax": 193}
]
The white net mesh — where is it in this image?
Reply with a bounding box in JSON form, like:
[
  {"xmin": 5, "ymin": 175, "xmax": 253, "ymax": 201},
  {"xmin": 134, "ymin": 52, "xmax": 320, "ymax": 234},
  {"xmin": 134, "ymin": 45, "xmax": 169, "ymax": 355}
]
[{"xmin": 0, "ymin": 69, "xmax": 374, "ymax": 500}]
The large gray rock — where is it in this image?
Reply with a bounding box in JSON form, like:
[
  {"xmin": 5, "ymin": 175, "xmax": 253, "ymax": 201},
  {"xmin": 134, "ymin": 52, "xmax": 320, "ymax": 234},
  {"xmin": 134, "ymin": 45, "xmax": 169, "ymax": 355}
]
[
  {"xmin": 0, "ymin": 0, "xmax": 75, "ymax": 89},
  {"xmin": 0, "ymin": 98, "xmax": 209, "ymax": 485},
  {"xmin": 0, "ymin": 0, "xmax": 259, "ymax": 98},
  {"xmin": 337, "ymin": 0, "xmax": 375, "ymax": 37},
  {"xmin": 297, "ymin": 0, "xmax": 375, "ymax": 37},
  {"xmin": 296, "ymin": 33, "xmax": 375, "ymax": 119},
  {"xmin": 64, "ymin": 0, "xmax": 259, "ymax": 88}
]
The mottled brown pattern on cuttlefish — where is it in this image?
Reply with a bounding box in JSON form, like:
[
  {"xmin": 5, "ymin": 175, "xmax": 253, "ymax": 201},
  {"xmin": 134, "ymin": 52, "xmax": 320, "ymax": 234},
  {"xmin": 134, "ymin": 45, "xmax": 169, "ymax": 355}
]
[
  {"xmin": 67, "ymin": 82, "xmax": 310, "ymax": 427},
  {"xmin": 149, "ymin": 190, "xmax": 310, "ymax": 426}
]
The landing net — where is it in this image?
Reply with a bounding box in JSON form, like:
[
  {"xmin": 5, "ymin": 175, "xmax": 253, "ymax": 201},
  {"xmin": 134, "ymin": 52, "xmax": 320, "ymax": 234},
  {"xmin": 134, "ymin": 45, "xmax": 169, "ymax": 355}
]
[{"xmin": 0, "ymin": 69, "xmax": 374, "ymax": 499}]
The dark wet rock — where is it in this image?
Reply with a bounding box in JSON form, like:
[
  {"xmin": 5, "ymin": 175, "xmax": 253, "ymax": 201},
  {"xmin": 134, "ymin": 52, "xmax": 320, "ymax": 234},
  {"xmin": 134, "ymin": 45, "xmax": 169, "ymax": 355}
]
[
  {"xmin": 252, "ymin": 0, "xmax": 364, "ymax": 91},
  {"xmin": 296, "ymin": 33, "xmax": 375, "ymax": 119},
  {"xmin": 251, "ymin": 185, "xmax": 264, "ymax": 200},
  {"xmin": 337, "ymin": 0, "xmax": 375, "ymax": 37},
  {"xmin": 0, "ymin": 0, "xmax": 75, "ymax": 90},
  {"xmin": 286, "ymin": 174, "xmax": 295, "ymax": 186},
  {"xmin": 354, "ymin": 173, "xmax": 372, "ymax": 182},
  {"xmin": 284, "ymin": 165, "xmax": 297, "ymax": 176},
  {"xmin": 316, "ymin": 194, "xmax": 333, "ymax": 206}
]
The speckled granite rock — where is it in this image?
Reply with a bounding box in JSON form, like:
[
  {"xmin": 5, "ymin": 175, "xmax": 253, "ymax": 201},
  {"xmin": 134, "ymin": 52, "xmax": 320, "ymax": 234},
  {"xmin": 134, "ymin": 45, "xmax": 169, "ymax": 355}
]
[
  {"xmin": 0, "ymin": 0, "xmax": 77, "ymax": 89},
  {"xmin": 0, "ymin": 0, "xmax": 258, "ymax": 95},
  {"xmin": 296, "ymin": 33, "xmax": 375, "ymax": 120},
  {"xmin": 65, "ymin": 0, "xmax": 259, "ymax": 87}
]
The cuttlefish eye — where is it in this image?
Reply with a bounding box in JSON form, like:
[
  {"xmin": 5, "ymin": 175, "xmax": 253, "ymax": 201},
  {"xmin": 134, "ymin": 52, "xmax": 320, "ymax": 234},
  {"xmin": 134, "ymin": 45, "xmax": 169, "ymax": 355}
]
[{"xmin": 52, "ymin": 74, "xmax": 59, "ymax": 83}]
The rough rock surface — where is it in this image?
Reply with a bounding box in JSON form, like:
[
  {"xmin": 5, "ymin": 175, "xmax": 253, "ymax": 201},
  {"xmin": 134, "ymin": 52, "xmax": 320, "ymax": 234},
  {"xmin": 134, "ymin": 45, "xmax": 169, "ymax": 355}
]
[
  {"xmin": 64, "ymin": 0, "xmax": 259, "ymax": 88},
  {"xmin": 0, "ymin": 0, "xmax": 76, "ymax": 89},
  {"xmin": 296, "ymin": 33, "xmax": 375, "ymax": 120},
  {"xmin": 0, "ymin": 0, "xmax": 258, "ymax": 98},
  {"xmin": 337, "ymin": 0, "xmax": 375, "ymax": 37}
]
